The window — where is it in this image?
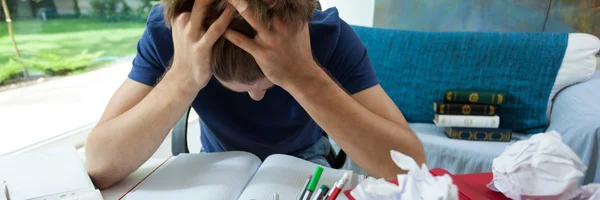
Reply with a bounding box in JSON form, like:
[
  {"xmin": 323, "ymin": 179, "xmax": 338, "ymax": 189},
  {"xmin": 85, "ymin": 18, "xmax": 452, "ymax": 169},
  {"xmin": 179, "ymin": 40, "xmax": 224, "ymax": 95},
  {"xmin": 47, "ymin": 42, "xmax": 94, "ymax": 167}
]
[{"xmin": 0, "ymin": 0, "xmax": 149, "ymax": 155}]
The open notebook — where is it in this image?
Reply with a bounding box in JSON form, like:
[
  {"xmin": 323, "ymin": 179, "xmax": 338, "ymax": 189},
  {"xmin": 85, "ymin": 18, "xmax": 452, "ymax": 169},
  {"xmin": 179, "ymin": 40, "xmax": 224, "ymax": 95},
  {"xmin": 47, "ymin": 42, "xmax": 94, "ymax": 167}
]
[
  {"xmin": 123, "ymin": 151, "xmax": 363, "ymax": 200},
  {"xmin": 0, "ymin": 146, "xmax": 102, "ymax": 200}
]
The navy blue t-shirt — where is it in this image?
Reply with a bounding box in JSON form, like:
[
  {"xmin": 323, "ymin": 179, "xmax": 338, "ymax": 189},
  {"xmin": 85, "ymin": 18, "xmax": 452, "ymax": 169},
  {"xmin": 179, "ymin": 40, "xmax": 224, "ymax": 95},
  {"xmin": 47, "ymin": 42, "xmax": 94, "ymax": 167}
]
[{"xmin": 129, "ymin": 5, "xmax": 379, "ymax": 160}]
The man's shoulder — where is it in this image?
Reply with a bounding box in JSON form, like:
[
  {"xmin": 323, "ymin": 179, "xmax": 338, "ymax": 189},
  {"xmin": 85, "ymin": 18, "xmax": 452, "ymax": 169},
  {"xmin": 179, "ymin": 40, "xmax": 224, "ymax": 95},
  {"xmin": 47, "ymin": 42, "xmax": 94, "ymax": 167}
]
[
  {"xmin": 310, "ymin": 7, "xmax": 342, "ymax": 30},
  {"xmin": 309, "ymin": 8, "xmax": 342, "ymax": 69},
  {"xmin": 147, "ymin": 4, "xmax": 168, "ymax": 28},
  {"xmin": 138, "ymin": 4, "xmax": 173, "ymax": 62},
  {"xmin": 310, "ymin": 8, "xmax": 364, "ymax": 70},
  {"xmin": 137, "ymin": 4, "xmax": 172, "ymax": 49}
]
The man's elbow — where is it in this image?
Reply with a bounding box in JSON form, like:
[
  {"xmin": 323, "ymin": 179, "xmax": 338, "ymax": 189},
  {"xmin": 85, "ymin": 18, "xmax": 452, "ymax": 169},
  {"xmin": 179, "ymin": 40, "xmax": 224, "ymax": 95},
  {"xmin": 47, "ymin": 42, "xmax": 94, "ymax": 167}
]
[
  {"xmin": 85, "ymin": 144, "xmax": 124, "ymax": 190},
  {"xmin": 86, "ymin": 157, "xmax": 120, "ymax": 190}
]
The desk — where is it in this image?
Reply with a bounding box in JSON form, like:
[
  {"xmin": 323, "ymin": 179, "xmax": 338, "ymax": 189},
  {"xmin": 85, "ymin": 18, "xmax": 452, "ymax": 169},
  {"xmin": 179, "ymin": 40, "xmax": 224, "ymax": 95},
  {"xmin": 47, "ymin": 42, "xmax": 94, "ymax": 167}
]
[{"xmin": 100, "ymin": 158, "xmax": 166, "ymax": 200}]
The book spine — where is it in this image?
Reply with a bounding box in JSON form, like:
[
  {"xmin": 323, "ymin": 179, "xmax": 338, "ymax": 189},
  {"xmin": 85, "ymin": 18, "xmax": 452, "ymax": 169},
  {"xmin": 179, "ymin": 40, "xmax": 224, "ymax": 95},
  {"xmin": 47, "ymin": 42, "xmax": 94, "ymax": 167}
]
[
  {"xmin": 444, "ymin": 127, "xmax": 512, "ymax": 142},
  {"xmin": 434, "ymin": 115, "xmax": 500, "ymax": 128},
  {"xmin": 434, "ymin": 102, "xmax": 497, "ymax": 115},
  {"xmin": 444, "ymin": 91, "xmax": 506, "ymax": 105}
]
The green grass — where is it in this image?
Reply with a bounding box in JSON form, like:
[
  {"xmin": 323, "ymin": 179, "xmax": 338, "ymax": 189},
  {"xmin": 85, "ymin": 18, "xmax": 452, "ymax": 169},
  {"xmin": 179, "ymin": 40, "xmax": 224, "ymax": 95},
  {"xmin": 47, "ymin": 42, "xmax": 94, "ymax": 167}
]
[
  {"xmin": 0, "ymin": 18, "xmax": 145, "ymax": 37},
  {"xmin": 0, "ymin": 18, "xmax": 146, "ymax": 74}
]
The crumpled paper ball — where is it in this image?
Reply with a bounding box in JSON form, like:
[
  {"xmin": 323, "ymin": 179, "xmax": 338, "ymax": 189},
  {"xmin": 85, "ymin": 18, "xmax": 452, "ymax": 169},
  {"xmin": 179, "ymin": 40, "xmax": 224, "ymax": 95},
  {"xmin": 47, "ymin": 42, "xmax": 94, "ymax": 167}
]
[
  {"xmin": 488, "ymin": 130, "xmax": 597, "ymax": 200},
  {"xmin": 350, "ymin": 150, "xmax": 458, "ymax": 200}
]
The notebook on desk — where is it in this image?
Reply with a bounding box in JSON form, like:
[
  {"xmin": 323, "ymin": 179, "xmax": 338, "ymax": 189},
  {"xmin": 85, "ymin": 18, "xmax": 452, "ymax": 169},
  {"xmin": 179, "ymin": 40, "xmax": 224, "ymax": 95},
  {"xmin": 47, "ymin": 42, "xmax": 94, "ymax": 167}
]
[
  {"xmin": 122, "ymin": 151, "xmax": 363, "ymax": 200},
  {"xmin": 0, "ymin": 146, "xmax": 102, "ymax": 200}
]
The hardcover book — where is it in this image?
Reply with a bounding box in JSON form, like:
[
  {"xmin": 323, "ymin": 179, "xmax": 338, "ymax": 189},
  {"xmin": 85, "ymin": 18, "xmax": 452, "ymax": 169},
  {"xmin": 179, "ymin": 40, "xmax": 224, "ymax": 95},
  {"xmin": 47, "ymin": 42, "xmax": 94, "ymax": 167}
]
[
  {"xmin": 434, "ymin": 101, "xmax": 498, "ymax": 115},
  {"xmin": 434, "ymin": 114, "xmax": 500, "ymax": 128},
  {"xmin": 444, "ymin": 91, "xmax": 507, "ymax": 105},
  {"xmin": 444, "ymin": 127, "xmax": 512, "ymax": 142}
]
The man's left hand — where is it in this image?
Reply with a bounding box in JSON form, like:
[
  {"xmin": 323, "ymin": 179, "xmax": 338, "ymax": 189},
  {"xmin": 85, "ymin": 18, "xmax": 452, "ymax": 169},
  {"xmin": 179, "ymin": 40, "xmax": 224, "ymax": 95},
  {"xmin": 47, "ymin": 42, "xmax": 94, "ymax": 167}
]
[{"xmin": 224, "ymin": 0, "xmax": 320, "ymax": 87}]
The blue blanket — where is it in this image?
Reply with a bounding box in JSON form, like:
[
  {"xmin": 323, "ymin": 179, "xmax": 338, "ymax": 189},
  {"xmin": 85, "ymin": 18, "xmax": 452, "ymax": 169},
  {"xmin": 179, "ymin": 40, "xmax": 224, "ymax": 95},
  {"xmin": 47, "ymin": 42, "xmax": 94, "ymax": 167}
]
[{"xmin": 351, "ymin": 26, "xmax": 568, "ymax": 133}]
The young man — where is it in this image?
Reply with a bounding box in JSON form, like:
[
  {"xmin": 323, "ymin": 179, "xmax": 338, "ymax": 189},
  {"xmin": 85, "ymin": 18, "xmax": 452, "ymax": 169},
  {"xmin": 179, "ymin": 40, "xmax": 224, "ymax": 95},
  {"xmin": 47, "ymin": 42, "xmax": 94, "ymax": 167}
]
[{"xmin": 85, "ymin": 0, "xmax": 426, "ymax": 189}]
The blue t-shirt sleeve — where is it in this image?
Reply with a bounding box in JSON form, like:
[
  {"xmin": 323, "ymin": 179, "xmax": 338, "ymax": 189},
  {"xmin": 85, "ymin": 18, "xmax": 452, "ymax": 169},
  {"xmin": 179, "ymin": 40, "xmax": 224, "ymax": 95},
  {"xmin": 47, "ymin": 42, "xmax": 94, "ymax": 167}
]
[
  {"xmin": 128, "ymin": 26, "xmax": 167, "ymax": 87},
  {"xmin": 128, "ymin": 4, "xmax": 172, "ymax": 87},
  {"xmin": 326, "ymin": 19, "xmax": 379, "ymax": 95}
]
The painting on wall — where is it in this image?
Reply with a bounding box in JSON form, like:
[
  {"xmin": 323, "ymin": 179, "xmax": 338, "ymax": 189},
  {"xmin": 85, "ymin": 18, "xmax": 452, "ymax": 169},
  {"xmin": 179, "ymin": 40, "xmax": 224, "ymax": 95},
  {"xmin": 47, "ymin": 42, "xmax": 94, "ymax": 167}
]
[{"xmin": 374, "ymin": 0, "xmax": 600, "ymax": 37}]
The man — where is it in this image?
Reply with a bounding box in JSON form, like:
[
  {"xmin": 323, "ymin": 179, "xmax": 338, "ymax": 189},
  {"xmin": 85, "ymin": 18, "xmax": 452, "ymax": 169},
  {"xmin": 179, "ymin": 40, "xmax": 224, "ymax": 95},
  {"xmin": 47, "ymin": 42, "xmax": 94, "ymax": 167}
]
[{"xmin": 85, "ymin": 0, "xmax": 426, "ymax": 189}]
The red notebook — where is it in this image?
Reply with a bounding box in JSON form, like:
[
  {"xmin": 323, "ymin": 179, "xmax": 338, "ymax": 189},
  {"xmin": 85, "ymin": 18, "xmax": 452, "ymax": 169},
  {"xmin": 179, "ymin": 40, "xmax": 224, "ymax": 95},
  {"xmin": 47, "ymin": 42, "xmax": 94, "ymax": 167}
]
[{"xmin": 344, "ymin": 168, "xmax": 509, "ymax": 200}]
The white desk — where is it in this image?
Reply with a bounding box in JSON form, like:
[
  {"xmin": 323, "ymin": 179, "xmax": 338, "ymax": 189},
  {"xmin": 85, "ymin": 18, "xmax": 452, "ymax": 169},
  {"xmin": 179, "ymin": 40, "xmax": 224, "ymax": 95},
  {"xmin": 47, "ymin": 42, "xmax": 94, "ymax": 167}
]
[{"xmin": 100, "ymin": 158, "xmax": 166, "ymax": 200}]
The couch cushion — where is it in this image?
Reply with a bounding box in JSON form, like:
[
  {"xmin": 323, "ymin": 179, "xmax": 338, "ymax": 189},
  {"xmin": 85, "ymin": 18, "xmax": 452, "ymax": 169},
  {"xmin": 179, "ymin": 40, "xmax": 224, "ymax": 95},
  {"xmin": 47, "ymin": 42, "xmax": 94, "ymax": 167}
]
[
  {"xmin": 547, "ymin": 70, "xmax": 600, "ymax": 184},
  {"xmin": 548, "ymin": 34, "xmax": 600, "ymax": 118},
  {"xmin": 351, "ymin": 26, "xmax": 599, "ymax": 133}
]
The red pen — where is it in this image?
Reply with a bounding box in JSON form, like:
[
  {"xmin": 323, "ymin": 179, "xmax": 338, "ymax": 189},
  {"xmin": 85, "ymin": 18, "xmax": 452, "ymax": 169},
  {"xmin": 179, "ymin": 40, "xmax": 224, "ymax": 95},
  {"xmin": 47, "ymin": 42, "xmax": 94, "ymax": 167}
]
[
  {"xmin": 327, "ymin": 172, "xmax": 349, "ymax": 200},
  {"xmin": 322, "ymin": 181, "xmax": 337, "ymax": 200}
]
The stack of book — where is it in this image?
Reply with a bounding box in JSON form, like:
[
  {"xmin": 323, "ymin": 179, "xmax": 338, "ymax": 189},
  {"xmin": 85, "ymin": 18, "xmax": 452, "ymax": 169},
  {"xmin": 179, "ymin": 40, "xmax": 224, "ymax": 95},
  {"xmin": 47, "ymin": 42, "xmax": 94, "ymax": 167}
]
[{"xmin": 433, "ymin": 90, "xmax": 512, "ymax": 142}]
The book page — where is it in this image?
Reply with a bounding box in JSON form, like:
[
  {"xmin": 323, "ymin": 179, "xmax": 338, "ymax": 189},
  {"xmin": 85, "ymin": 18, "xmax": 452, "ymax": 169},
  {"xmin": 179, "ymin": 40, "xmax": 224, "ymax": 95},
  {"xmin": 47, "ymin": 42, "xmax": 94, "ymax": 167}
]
[
  {"xmin": 125, "ymin": 151, "xmax": 262, "ymax": 200},
  {"xmin": 238, "ymin": 154, "xmax": 360, "ymax": 200},
  {"xmin": 0, "ymin": 146, "xmax": 94, "ymax": 200}
]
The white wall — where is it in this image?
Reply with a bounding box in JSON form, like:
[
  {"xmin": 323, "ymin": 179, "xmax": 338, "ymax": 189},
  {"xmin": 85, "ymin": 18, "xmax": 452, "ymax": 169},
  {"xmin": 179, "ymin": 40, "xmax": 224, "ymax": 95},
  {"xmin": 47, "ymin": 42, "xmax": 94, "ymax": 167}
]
[{"xmin": 319, "ymin": 0, "xmax": 374, "ymax": 27}]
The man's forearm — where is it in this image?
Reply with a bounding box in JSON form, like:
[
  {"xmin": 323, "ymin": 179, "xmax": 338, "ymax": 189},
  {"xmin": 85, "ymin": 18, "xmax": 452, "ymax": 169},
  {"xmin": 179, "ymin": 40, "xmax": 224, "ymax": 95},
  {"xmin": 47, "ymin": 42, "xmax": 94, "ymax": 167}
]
[
  {"xmin": 283, "ymin": 65, "xmax": 426, "ymax": 179},
  {"xmin": 85, "ymin": 67, "xmax": 198, "ymax": 189}
]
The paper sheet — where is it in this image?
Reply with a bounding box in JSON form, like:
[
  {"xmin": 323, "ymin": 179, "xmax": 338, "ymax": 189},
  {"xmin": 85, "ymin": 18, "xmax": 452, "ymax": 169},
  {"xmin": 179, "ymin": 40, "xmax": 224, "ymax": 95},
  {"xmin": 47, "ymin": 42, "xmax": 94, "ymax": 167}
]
[
  {"xmin": 238, "ymin": 154, "xmax": 359, "ymax": 200},
  {"xmin": 124, "ymin": 152, "xmax": 262, "ymax": 200},
  {"xmin": 0, "ymin": 146, "xmax": 94, "ymax": 200}
]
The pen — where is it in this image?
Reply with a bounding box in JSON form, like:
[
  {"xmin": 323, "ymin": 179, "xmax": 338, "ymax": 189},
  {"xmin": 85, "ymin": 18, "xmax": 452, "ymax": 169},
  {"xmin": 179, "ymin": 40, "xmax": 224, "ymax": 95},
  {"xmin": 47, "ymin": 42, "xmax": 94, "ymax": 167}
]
[
  {"xmin": 327, "ymin": 172, "xmax": 350, "ymax": 200},
  {"xmin": 297, "ymin": 175, "xmax": 312, "ymax": 200},
  {"xmin": 322, "ymin": 181, "xmax": 337, "ymax": 200},
  {"xmin": 4, "ymin": 181, "xmax": 10, "ymax": 200},
  {"xmin": 273, "ymin": 193, "xmax": 279, "ymax": 200},
  {"xmin": 302, "ymin": 166, "xmax": 324, "ymax": 200},
  {"xmin": 311, "ymin": 184, "xmax": 329, "ymax": 200}
]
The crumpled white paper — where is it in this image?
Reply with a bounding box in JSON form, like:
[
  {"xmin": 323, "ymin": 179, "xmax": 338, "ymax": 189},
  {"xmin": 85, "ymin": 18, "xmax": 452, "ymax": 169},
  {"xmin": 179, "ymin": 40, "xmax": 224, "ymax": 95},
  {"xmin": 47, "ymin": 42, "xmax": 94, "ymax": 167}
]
[
  {"xmin": 489, "ymin": 130, "xmax": 599, "ymax": 200},
  {"xmin": 350, "ymin": 150, "xmax": 458, "ymax": 200}
]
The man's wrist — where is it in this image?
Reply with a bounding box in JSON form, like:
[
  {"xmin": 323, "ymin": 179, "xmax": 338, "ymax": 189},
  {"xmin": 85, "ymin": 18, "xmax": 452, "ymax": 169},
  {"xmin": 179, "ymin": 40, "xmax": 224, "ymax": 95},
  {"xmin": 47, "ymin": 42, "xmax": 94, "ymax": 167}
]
[
  {"xmin": 281, "ymin": 62, "xmax": 335, "ymax": 98},
  {"xmin": 171, "ymin": 61, "xmax": 212, "ymax": 87},
  {"xmin": 160, "ymin": 64, "xmax": 204, "ymax": 100}
]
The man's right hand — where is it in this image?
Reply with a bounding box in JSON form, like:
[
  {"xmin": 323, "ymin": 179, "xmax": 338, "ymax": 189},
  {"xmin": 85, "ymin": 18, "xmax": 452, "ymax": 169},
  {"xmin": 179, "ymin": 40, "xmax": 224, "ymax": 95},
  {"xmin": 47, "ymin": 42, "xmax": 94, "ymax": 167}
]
[{"xmin": 170, "ymin": 0, "xmax": 234, "ymax": 90}]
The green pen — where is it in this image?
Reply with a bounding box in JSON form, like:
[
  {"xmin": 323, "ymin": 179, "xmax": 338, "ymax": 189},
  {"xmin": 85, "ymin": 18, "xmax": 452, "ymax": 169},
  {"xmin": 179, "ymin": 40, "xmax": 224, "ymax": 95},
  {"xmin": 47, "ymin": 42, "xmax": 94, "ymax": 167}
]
[
  {"xmin": 302, "ymin": 166, "xmax": 324, "ymax": 200},
  {"xmin": 311, "ymin": 184, "xmax": 329, "ymax": 200}
]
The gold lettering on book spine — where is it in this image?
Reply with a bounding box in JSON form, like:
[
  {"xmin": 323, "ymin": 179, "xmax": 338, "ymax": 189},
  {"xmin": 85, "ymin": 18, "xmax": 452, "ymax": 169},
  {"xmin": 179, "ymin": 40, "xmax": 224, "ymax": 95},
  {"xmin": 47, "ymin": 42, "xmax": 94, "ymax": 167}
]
[
  {"xmin": 489, "ymin": 106, "xmax": 496, "ymax": 115},
  {"xmin": 440, "ymin": 104, "xmax": 445, "ymax": 114},
  {"xmin": 497, "ymin": 94, "xmax": 504, "ymax": 104},
  {"xmin": 462, "ymin": 105, "xmax": 471, "ymax": 114},
  {"xmin": 446, "ymin": 92, "xmax": 453, "ymax": 101},
  {"xmin": 469, "ymin": 93, "xmax": 479, "ymax": 103},
  {"xmin": 464, "ymin": 118, "xmax": 473, "ymax": 126}
]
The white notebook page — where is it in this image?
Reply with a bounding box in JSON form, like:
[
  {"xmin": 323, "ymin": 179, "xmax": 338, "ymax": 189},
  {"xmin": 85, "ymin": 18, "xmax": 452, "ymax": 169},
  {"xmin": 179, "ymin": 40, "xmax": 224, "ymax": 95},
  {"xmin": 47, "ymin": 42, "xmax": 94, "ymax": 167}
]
[
  {"xmin": 238, "ymin": 154, "xmax": 358, "ymax": 200},
  {"xmin": 0, "ymin": 146, "xmax": 94, "ymax": 200},
  {"xmin": 125, "ymin": 151, "xmax": 261, "ymax": 200}
]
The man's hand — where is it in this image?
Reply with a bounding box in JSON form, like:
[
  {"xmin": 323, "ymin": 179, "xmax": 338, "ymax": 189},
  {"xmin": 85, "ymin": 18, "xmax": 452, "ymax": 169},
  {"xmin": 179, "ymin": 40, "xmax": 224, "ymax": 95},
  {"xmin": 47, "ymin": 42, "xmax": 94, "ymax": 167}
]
[
  {"xmin": 223, "ymin": 0, "xmax": 319, "ymax": 87},
  {"xmin": 171, "ymin": 0, "xmax": 234, "ymax": 89}
]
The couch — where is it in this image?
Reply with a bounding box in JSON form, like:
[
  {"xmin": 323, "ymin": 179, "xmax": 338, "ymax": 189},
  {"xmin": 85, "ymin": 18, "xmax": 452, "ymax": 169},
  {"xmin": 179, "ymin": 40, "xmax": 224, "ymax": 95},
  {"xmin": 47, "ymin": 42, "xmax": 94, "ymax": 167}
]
[{"xmin": 345, "ymin": 25, "xmax": 600, "ymax": 184}]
